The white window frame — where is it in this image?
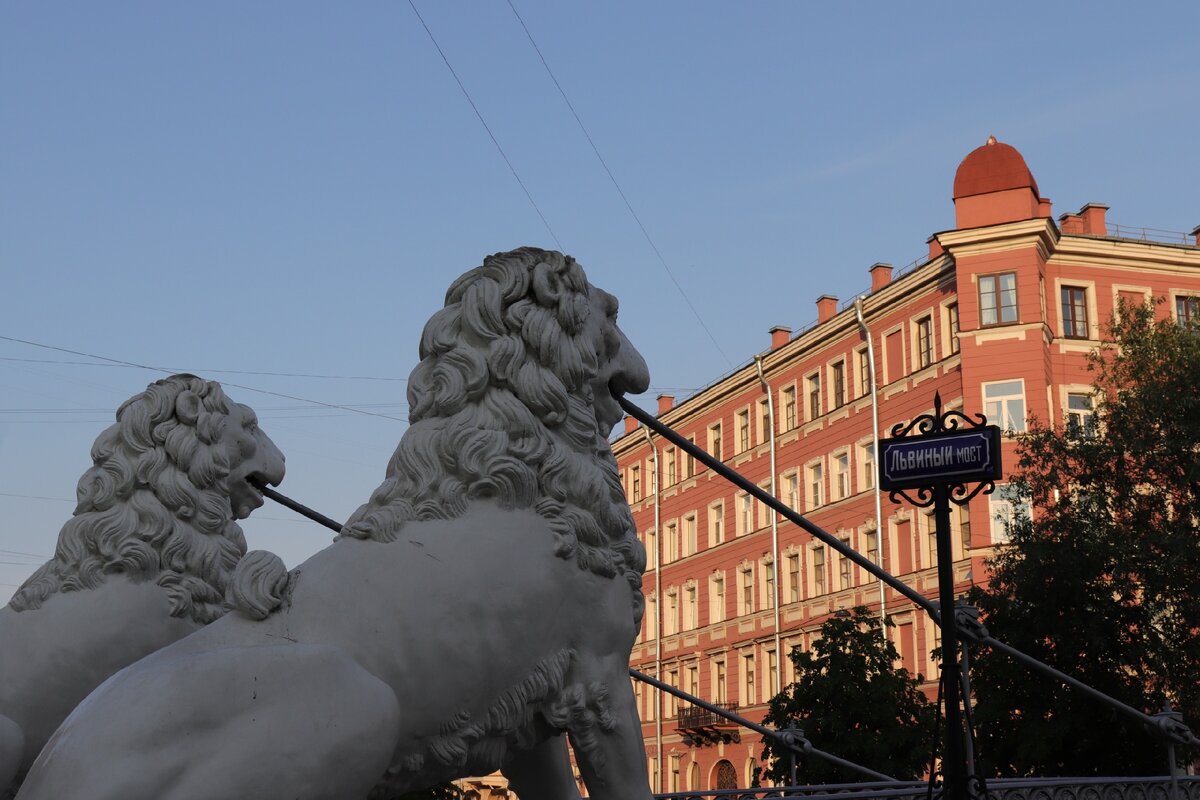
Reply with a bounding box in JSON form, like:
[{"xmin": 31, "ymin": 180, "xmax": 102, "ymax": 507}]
[{"xmin": 983, "ymin": 378, "xmax": 1027, "ymax": 433}]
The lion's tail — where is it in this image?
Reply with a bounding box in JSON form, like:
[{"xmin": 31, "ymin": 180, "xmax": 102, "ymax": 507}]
[{"xmin": 226, "ymin": 550, "xmax": 290, "ymax": 620}]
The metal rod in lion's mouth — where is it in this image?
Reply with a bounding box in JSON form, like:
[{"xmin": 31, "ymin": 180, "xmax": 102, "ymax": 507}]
[{"xmin": 248, "ymin": 478, "xmax": 344, "ymax": 534}]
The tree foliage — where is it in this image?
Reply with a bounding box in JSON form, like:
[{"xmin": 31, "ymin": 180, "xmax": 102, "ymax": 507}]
[
  {"xmin": 968, "ymin": 301, "xmax": 1200, "ymax": 776},
  {"xmin": 758, "ymin": 607, "xmax": 936, "ymax": 785}
]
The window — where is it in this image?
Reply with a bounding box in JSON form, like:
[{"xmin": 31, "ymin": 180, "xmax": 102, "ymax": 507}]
[
  {"xmin": 767, "ymin": 649, "xmax": 779, "ymax": 696},
  {"xmin": 764, "ymin": 560, "xmax": 776, "ymax": 609},
  {"xmin": 1066, "ymin": 393, "xmax": 1095, "ymax": 439},
  {"xmin": 806, "ymin": 462, "xmax": 824, "ymax": 508},
  {"xmin": 806, "ymin": 373, "xmax": 822, "ymax": 420},
  {"xmin": 710, "ymin": 572, "xmax": 725, "ymax": 623},
  {"xmin": 1177, "ymin": 295, "xmax": 1200, "ymax": 327},
  {"xmin": 927, "ymin": 527, "xmax": 938, "ymax": 569},
  {"xmin": 686, "ymin": 664, "xmax": 699, "ymax": 697},
  {"xmin": 669, "ymin": 755, "xmax": 681, "ymax": 793},
  {"xmin": 812, "ymin": 546, "xmax": 826, "ymax": 595},
  {"xmin": 857, "ymin": 349, "xmax": 871, "ymax": 397},
  {"xmin": 684, "ymin": 436, "xmax": 696, "ymax": 479},
  {"xmin": 684, "ymin": 584, "xmax": 697, "ymax": 630},
  {"xmin": 990, "ymin": 483, "xmax": 1030, "ymax": 543},
  {"xmin": 646, "ymin": 594, "xmax": 657, "ymax": 638},
  {"xmin": 713, "ymin": 660, "xmax": 727, "ymax": 703},
  {"xmin": 838, "ymin": 537, "xmax": 852, "ymax": 589},
  {"xmin": 834, "ymin": 452, "xmax": 850, "ymax": 501},
  {"xmin": 784, "ymin": 472, "xmax": 800, "ymax": 511},
  {"xmin": 739, "ymin": 566, "xmax": 754, "ymax": 615},
  {"xmin": 979, "ymin": 272, "xmax": 1018, "ymax": 325},
  {"xmin": 682, "ymin": 514, "xmax": 698, "ymax": 556},
  {"xmin": 858, "ymin": 442, "xmax": 876, "ymax": 491},
  {"xmin": 946, "ymin": 303, "xmax": 960, "ymax": 354},
  {"xmin": 742, "ymin": 652, "xmax": 756, "ymax": 705},
  {"xmin": 866, "ymin": 534, "xmax": 879, "ymax": 570},
  {"xmin": 984, "ymin": 380, "xmax": 1026, "ymax": 433},
  {"xmin": 645, "ymin": 529, "xmax": 657, "ymax": 569},
  {"xmin": 709, "ymin": 501, "xmax": 725, "ymax": 545},
  {"xmin": 664, "ymin": 521, "xmax": 678, "ymax": 564},
  {"xmin": 781, "ymin": 386, "xmax": 797, "ymax": 430},
  {"xmin": 736, "ymin": 409, "xmax": 751, "ymax": 453},
  {"xmin": 666, "ymin": 668, "xmax": 678, "ymax": 717},
  {"xmin": 958, "ymin": 504, "xmax": 972, "ymax": 551},
  {"xmin": 831, "ymin": 360, "xmax": 846, "ymax": 408},
  {"xmin": 708, "ymin": 423, "xmax": 723, "ymax": 461},
  {"xmin": 630, "ymin": 465, "xmax": 641, "ymax": 502},
  {"xmin": 664, "ymin": 447, "xmax": 677, "ymax": 486},
  {"xmin": 786, "ymin": 552, "xmax": 800, "ymax": 603},
  {"xmin": 758, "ymin": 399, "xmax": 772, "ymax": 445},
  {"xmin": 738, "ymin": 493, "xmax": 754, "ymax": 535},
  {"xmin": 1061, "ymin": 286, "xmax": 1089, "ymax": 339},
  {"xmin": 916, "ymin": 315, "xmax": 934, "ymax": 368},
  {"xmin": 665, "ymin": 590, "xmax": 678, "ymax": 635}
]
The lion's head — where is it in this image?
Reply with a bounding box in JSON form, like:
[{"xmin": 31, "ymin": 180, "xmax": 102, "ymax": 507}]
[
  {"xmin": 9, "ymin": 374, "xmax": 286, "ymax": 624},
  {"xmin": 341, "ymin": 248, "xmax": 650, "ymax": 612}
]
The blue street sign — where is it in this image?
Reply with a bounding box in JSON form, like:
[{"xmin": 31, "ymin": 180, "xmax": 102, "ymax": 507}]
[{"xmin": 880, "ymin": 426, "xmax": 1002, "ymax": 491}]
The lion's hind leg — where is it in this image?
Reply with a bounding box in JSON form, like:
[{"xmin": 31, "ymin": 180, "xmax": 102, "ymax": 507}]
[
  {"xmin": 0, "ymin": 713, "xmax": 24, "ymax": 796},
  {"xmin": 18, "ymin": 644, "xmax": 402, "ymax": 800}
]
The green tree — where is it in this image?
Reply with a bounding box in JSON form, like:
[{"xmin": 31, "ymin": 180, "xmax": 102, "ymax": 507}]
[
  {"xmin": 968, "ymin": 300, "xmax": 1200, "ymax": 776},
  {"xmin": 757, "ymin": 607, "xmax": 936, "ymax": 785}
]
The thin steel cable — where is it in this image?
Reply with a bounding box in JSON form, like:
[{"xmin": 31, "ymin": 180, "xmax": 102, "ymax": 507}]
[
  {"xmin": 504, "ymin": 0, "xmax": 733, "ymax": 368},
  {"xmin": 408, "ymin": 0, "xmax": 562, "ymax": 251},
  {"xmin": 0, "ymin": 335, "xmax": 407, "ymax": 423},
  {"xmin": 0, "ymin": 357, "xmax": 408, "ymax": 381}
]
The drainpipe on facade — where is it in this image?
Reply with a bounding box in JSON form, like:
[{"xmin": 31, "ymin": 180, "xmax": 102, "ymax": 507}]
[
  {"xmin": 754, "ymin": 355, "xmax": 783, "ymax": 695},
  {"xmin": 854, "ymin": 297, "xmax": 888, "ymax": 643},
  {"xmin": 642, "ymin": 426, "xmax": 663, "ymax": 791}
]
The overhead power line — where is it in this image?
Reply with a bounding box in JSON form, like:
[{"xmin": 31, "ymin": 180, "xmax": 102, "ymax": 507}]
[
  {"xmin": 0, "ymin": 357, "xmax": 408, "ymax": 382},
  {"xmin": 407, "ymin": 0, "xmax": 563, "ymax": 251},
  {"xmin": 0, "ymin": 335, "xmax": 407, "ymax": 423},
  {"xmin": 504, "ymin": 0, "xmax": 733, "ymax": 369}
]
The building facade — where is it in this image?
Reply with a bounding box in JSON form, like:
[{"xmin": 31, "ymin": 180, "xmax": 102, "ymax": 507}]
[{"xmin": 613, "ymin": 138, "xmax": 1200, "ymax": 794}]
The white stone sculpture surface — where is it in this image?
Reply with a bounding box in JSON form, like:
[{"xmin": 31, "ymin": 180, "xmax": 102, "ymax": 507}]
[
  {"xmin": 0, "ymin": 374, "xmax": 286, "ymax": 797},
  {"xmin": 16, "ymin": 248, "xmax": 654, "ymax": 800}
]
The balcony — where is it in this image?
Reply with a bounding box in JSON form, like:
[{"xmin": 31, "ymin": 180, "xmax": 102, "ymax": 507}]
[{"xmin": 676, "ymin": 702, "xmax": 742, "ymax": 747}]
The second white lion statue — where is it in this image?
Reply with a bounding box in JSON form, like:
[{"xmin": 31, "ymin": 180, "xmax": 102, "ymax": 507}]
[
  {"xmin": 17, "ymin": 248, "xmax": 654, "ymax": 800},
  {"xmin": 0, "ymin": 374, "xmax": 286, "ymax": 796}
]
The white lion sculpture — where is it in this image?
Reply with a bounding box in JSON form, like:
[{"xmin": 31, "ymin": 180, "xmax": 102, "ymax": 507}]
[
  {"xmin": 0, "ymin": 374, "xmax": 286, "ymax": 795},
  {"xmin": 16, "ymin": 248, "xmax": 653, "ymax": 800}
]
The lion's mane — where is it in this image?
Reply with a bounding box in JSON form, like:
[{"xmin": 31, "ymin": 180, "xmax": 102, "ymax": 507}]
[
  {"xmin": 341, "ymin": 248, "xmax": 645, "ymax": 615},
  {"xmin": 9, "ymin": 375, "xmax": 249, "ymax": 624}
]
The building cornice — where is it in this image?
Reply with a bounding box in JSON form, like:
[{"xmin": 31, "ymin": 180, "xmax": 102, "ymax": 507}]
[
  {"xmin": 935, "ymin": 217, "xmax": 1058, "ymax": 260},
  {"xmin": 1050, "ymin": 235, "xmax": 1200, "ymax": 273}
]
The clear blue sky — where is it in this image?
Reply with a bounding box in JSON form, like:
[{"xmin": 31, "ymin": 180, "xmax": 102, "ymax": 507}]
[{"xmin": 2, "ymin": 2, "xmax": 1198, "ymax": 598}]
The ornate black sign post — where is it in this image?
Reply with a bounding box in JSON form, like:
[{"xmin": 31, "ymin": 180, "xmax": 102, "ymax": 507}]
[{"xmin": 880, "ymin": 393, "xmax": 1001, "ymax": 799}]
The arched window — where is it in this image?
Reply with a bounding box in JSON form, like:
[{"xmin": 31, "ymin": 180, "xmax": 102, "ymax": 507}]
[
  {"xmin": 714, "ymin": 759, "xmax": 737, "ymax": 790},
  {"xmin": 688, "ymin": 760, "xmax": 700, "ymax": 790}
]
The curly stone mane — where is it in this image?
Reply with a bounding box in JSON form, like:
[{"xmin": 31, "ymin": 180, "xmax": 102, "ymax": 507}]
[
  {"xmin": 9, "ymin": 375, "xmax": 249, "ymax": 624},
  {"xmin": 342, "ymin": 248, "xmax": 646, "ymax": 612}
]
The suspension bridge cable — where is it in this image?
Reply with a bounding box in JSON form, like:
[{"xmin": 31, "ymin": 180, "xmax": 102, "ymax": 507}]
[
  {"xmin": 0, "ymin": 335, "xmax": 407, "ymax": 423},
  {"xmin": 504, "ymin": 0, "xmax": 733, "ymax": 369},
  {"xmin": 407, "ymin": 0, "xmax": 562, "ymax": 251}
]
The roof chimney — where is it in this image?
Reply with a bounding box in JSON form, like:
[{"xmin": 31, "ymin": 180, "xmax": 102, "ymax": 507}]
[
  {"xmin": 927, "ymin": 235, "xmax": 944, "ymax": 260},
  {"xmin": 623, "ymin": 415, "xmax": 638, "ymax": 435},
  {"xmin": 1191, "ymin": 224, "xmax": 1200, "ymax": 246},
  {"xmin": 657, "ymin": 394, "xmax": 675, "ymax": 415},
  {"xmin": 816, "ymin": 295, "xmax": 838, "ymax": 323},
  {"xmin": 869, "ymin": 263, "xmax": 893, "ymax": 292},
  {"xmin": 769, "ymin": 325, "xmax": 792, "ymax": 350},
  {"xmin": 1079, "ymin": 203, "xmax": 1108, "ymax": 235}
]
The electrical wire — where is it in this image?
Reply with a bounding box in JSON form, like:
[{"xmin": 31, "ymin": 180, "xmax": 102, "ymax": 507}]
[
  {"xmin": 407, "ymin": 0, "xmax": 562, "ymax": 251},
  {"xmin": 504, "ymin": 0, "xmax": 733, "ymax": 369},
  {"xmin": 0, "ymin": 335, "xmax": 407, "ymax": 423},
  {"xmin": 0, "ymin": 357, "xmax": 408, "ymax": 382}
]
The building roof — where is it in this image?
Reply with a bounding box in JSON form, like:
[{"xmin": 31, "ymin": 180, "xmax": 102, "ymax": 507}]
[{"xmin": 952, "ymin": 136, "xmax": 1040, "ymax": 200}]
